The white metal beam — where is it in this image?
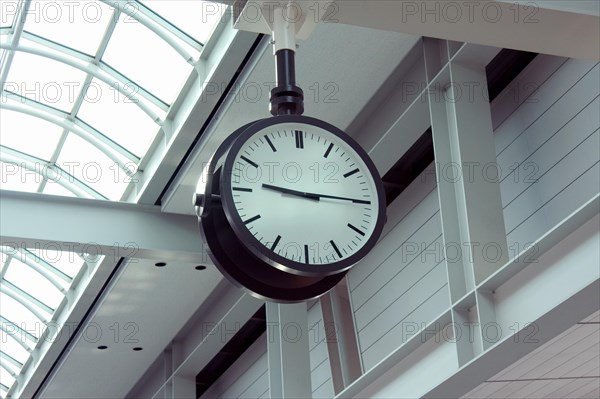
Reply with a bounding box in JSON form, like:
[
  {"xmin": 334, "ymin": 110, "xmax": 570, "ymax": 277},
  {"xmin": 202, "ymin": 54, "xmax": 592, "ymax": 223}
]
[
  {"xmin": 333, "ymin": 1, "xmax": 598, "ymax": 59},
  {"xmin": 425, "ymin": 279, "xmax": 600, "ymax": 398},
  {"xmin": 0, "ymin": 190, "xmax": 207, "ymax": 263},
  {"xmin": 427, "ymin": 40, "xmax": 508, "ymax": 303},
  {"xmin": 222, "ymin": 0, "xmax": 599, "ymax": 59},
  {"xmin": 320, "ymin": 279, "xmax": 363, "ymax": 394}
]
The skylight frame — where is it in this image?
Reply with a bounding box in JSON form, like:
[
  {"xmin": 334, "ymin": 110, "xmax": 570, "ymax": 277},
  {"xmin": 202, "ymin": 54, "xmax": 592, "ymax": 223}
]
[{"xmin": 0, "ymin": 2, "xmax": 229, "ymax": 393}]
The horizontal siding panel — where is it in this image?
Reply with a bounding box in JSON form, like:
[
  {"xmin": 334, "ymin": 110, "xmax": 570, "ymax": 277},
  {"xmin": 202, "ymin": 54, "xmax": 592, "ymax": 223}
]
[
  {"xmin": 499, "ymin": 95, "xmax": 599, "ymax": 210},
  {"xmin": 348, "ymin": 188, "xmax": 440, "ymax": 293},
  {"xmin": 506, "ymin": 136, "xmax": 599, "ymax": 247},
  {"xmin": 361, "ymin": 283, "xmax": 449, "ymax": 371},
  {"xmin": 309, "ymin": 340, "xmax": 328, "ymax": 372},
  {"xmin": 502, "ymin": 112, "xmax": 600, "ymax": 233},
  {"xmin": 352, "ymin": 209, "xmax": 442, "ymax": 311},
  {"xmin": 308, "ymin": 301, "xmax": 325, "ymax": 352},
  {"xmin": 358, "ymin": 262, "xmax": 448, "ymax": 353},
  {"xmin": 354, "ymin": 233, "xmax": 444, "ymax": 330},
  {"xmin": 491, "ymin": 55, "xmax": 566, "ymax": 130},
  {"xmin": 238, "ymin": 370, "xmax": 269, "ymax": 399},
  {"xmin": 494, "ymin": 54, "xmax": 600, "ymax": 250},
  {"xmin": 312, "ymin": 376, "xmax": 335, "ymax": 399},
  {"xmin": 494, "ymin": 58, "xmax": 596, "ymax": 155},
  {"xmin": 218, "ymin": 351, "xmax": 268, "ymax": 398},
  {"xmin": 497, "ymin": 68, "xmax": 600, "ymax": 207},
  {"xmin": 311, "ymin": 358, "xmax": 333, "ymax": 394},
  {"xmin": 201, "ymin": 334, "xmax": 268, "ymax": 399}
]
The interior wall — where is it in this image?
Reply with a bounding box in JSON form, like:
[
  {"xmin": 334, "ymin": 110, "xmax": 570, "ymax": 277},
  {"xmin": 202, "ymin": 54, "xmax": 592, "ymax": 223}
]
[
  {"xmin": 195, "ymin": 53, "xmax": 599, "ymax": 399},
  {"xmin": 494, "ymin": 56, "xmax": 600, "ymax": 249}
]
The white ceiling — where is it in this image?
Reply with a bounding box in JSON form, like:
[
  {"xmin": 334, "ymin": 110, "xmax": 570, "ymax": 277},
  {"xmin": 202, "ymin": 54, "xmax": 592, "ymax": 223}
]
[
  {"xmin": 39, "ymin": 259, "xmax": 223, "ymax": 398},
  {"xmin": 463, "ymin": 310, "xmax": 600, "ymax": 399}
]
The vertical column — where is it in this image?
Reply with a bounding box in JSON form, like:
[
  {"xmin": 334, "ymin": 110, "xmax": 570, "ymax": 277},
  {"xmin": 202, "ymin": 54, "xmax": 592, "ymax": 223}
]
[
  {"xmin": 163, "ymin": 347, "xmax": 173, "ymax": 399},
  {"xmin": 266, "ymin": 302, "xmax": 312, "ymax": 399},
  {"xmin": 445, "ymin": 61, "xmax": 508, "ymax": 285},
  {"xmin": 320, "ymin": 280, "xmax": 363, "ymax": 394},
  {"xmin": 161, "ymin": 344, "xmax": 195, "ymax": 399},
  {"xmin": 170, "ymin": 343, "xmax": 195, "ymax": 399},
  {"xmin": 427, "ymin": 55, "xmax": 508, "ymax": 303}
]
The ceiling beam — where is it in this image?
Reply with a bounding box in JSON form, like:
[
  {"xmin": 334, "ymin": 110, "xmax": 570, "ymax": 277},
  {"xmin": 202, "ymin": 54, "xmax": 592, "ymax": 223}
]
[
  {"xmin": 220, "ymin": 0, "xmax": 599, "ymax": 60},
  {"xmin": 0, "ymin": 190, "xmax": 207, "ymax": 263}
]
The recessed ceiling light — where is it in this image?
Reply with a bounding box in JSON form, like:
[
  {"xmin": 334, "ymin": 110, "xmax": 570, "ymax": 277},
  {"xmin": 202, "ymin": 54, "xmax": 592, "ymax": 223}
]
[
  {"xmin": 195, "ymin": 265, "xmax": 207, "ymax": 270},
  {"xmin": 155, "ymin": 262, "xmax": 167, "ymax": 267},
  {"xmin": 97, "ymin": 345, "xmax": 108, "ymax": 350}
]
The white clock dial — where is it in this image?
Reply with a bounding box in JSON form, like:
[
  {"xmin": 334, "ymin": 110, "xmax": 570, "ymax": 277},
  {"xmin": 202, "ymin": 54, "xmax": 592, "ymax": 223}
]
[{"xmin": 224, "ymin": 121, "xmax": 380, "ymax": 268}]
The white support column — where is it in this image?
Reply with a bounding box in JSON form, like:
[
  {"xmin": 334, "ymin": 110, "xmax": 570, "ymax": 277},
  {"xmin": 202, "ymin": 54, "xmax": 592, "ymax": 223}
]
[
  {"xmin": 446, "ymin": 60, "xmax": 509, "ymax": 285},
  {"xmin": 168, "ymin": 343, "xmax": 196, "ymax": 399},
  {"xmin": 320, "ymin": 280, "xmax": 362, "ymax": 394},
  {"xmin": 266, "ymin": 302, "xmax": 312, "ymax": 399},
  {"xmin": 426, "ymin": 47, "xmax": 508, "ymax": 303}
]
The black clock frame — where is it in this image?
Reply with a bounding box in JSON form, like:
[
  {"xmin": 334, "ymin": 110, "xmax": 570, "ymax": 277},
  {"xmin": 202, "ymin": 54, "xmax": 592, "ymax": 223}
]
[
  {"xmin": 198, "ymin": 121, "xmax": 347, "ymax": 302},
  {"xmin": 219, "ymin": 114, "xmax": 387, "ymax": 277}
]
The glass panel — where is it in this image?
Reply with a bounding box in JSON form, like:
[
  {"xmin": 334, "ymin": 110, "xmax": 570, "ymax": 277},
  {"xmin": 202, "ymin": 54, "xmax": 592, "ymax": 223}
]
[
  {"xmin": 28, "ymin": 248, "xmax": 84, "ymax": 279},
  {"xmin": 102, "ymin": 13, "xmax": 193, "ymax": 103},
  {"xmin": 23, "ymin": 0, "xmax": 114, "ymax": 55},
  {"xmin": 138, "ymin": 0, "xmax": 227, "ymax": 43},
  {"xmin": 0, "ymin": 369, "xmax": 16, "ymax": 390},
  {"xmin": 42, "ymin": 180, "xmax": 77, "ymax": 197},
  {"xmin": 3, "ymin": 259, "xmax": 63, "ymax": 310},
  {"xmin": 0, "ymin": 294, "xmax": 45, "ymax": 333},
  {"xmin": 0, "ymin": 110, "xmax": 63, "ymax": 160},
  {"xmin": 0, "ymin": 332, "xmax": 29, "ymax": 363},
  {"xmin": 5, "ymin": 51, "xmax": 87, "ymax": 112},
  {"xmin": 77, "ymin": 78, "xmax": 159, "ymax": 156},
  {"xmin": 0, "ymin": 162, "xmax": 42, "ymax": 193},
  {"xmin": 0, "ymin": 1, "xmax": 17, "ymax": 28},
  {"xmin": 56, "ymin": 133, "xmax": 129, "ymax": 200}
]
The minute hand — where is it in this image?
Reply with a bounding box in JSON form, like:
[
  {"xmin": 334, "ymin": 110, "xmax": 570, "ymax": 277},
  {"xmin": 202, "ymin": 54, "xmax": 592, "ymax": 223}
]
[
  {"xmin": 262, "ymin": 184, "xmax": 370, "ymax": 205},
  {"xmin": 262, "ymin": 183, "xmax": 320, "ymax": 200}
]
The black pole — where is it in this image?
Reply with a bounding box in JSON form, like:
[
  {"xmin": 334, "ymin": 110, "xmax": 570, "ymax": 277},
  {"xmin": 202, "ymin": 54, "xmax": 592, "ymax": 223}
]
[{"xmin": 270, "ymin": 49, "xmax": 304, "ymax": 116}]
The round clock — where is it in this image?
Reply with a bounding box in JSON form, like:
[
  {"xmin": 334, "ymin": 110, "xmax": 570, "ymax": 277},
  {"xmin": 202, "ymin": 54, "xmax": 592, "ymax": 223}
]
[{"xmin": 197, "ymin": 115, "xmax": 386, "ymax": 302}]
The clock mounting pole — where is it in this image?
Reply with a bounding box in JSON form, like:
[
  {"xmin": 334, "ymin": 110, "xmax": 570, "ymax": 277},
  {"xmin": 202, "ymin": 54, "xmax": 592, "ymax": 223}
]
[{"xmin": 269, "ymin": 4, "xmax": 304, "ymax": 116}]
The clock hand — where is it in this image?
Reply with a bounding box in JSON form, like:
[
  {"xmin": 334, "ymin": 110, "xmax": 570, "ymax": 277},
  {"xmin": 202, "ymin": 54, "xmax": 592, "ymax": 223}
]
[
  {"xmin": 261, "ymin": 184, "xmax": 371, "ymax": 205},
  {"xmin": 262, "ymin": 183, "xmax": 320, "ymax": 200},
  {"xmin": 314, "ymin": 193, "xmax": 371, "ymax": 205}
]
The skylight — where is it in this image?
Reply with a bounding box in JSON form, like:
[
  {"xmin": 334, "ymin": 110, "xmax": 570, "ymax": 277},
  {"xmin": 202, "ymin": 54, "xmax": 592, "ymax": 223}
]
[
  {"xmin": 0, "ymin": 0, "xmax": 226, "ymax": 201},
  {"xmin": 0, "ymin": 246, "xmax": 89, "ymax": 397},
  {"xmin": 0, "ymin": 1, "xmax": 227, "ymax": 396}
]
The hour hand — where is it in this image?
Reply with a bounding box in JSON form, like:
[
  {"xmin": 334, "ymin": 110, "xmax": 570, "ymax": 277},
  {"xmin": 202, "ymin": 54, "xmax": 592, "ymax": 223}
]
[{"xmin": 262, "ymin": 183, "xmax": 320, "ymax": 201}]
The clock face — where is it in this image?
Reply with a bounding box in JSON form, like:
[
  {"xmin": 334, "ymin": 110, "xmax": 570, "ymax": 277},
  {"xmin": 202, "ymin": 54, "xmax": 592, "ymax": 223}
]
[{"xmin": 221, "ymin": 115, "xmax": 385, "ymax": 276}]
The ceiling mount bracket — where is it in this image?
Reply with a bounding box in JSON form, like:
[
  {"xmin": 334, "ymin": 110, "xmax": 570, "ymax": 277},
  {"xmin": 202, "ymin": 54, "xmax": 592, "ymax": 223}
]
[{"xmin": 269, "ymin": 3, "xmax": 303, "ymax": 116}]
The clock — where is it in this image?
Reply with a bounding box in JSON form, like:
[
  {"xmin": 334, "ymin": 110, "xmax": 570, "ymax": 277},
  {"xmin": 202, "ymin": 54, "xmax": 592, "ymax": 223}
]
[{"xmin": 196, "ymin": 115, "xmax": 386, "ymax": 302}]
